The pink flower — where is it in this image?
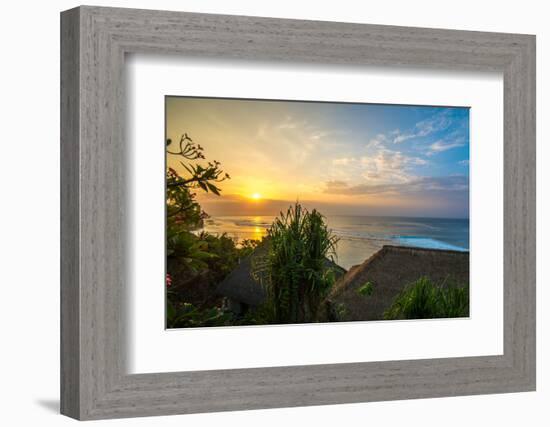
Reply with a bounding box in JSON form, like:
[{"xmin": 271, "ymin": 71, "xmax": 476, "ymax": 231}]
[
  {"xmin": 167, "ymin": 168, "xmax": 179, "ymax": 179},
  {"xmin": 166, "ymin": 273, "xmax": 172, "ymax": 288}
]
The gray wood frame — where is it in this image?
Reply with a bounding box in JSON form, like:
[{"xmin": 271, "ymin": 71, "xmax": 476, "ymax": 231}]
[{"xmin": 60, "ymin": 5, "xmax": 536, "ymax": 420}]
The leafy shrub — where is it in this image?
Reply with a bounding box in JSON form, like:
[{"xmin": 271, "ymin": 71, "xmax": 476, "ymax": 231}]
[
  {"xmin": 438, "ymin": 284, "xmax": 470, "ymax": 318},
  {"xmin": 357, "ymin": 281, "xmax": 374, "ymax": 297},
  {"xmin": 335, "ymin": 302, "xmax": 349, "ymax": 319},
  {"xmin": 232, "ymin": 303, "xmax": 275, "ymax": 326},
  {"xmin": 254, "ymin": 203, "xmax": 339, "ymax": 323},
  {"xmin": 383, "ymin": 277, "xmax": 469, "ymax": 320},
  {"xmin": 166, "ymin": 133, "xmax": 230, "ymax": 230},
  {"xmin": 166, "ymin": 228, "xmax": 259, "ymax": 309},
  {"xmin": 164, "ymin": 132, "xmax": 263, "ymax": 328},
  {"xmin": 166, "ymin": 227, "xmax": 218, "ymax": 272},
  {"xmin": 167, "ymin": 301, "xmax": 233, "ymax": 328}
]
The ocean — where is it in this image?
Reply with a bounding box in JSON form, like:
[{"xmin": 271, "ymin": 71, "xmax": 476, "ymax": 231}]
[{"xmin": 198, "ymin": 215, "xmax": 469, "ymax": 270}]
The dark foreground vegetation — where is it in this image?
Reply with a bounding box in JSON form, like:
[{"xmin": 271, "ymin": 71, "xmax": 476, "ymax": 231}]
[
  {"xmin": 165, "ymin": 134, "xmax": 257, "ymax": 328},
  {"xmin": 166, "ymin": 133, "xmax": 469, "ymax": 328},
  {"xmin": 383, "ymin": 277, "xmax": 469, "ymax": 320}
]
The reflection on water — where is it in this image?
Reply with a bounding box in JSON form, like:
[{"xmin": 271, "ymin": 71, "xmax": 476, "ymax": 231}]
[{"xmin": 252, "ymin": 225, "xmax": 263, "ymax": 241}]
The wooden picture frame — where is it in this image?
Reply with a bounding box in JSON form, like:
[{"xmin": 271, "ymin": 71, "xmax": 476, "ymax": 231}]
[{"xmin": 60, "ymin": 5, "xmax": 536, "ymax": 420}]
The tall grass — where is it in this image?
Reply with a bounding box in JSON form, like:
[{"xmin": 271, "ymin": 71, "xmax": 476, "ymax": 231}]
[
  {"xmin": 383, "ymin": 276, "xmax": 469, "ymax": 320},
  {"xmin": 257, "ymin": 203, "xmax": 339, "ymax": 323}
]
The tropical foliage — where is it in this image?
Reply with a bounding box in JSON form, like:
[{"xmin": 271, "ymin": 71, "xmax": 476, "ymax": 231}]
[
  {"xmin": 166, "ymin": 301, "xmax": 233, "ymax": 328},
  {"xmin": 165, "ymin": 133, "xmax": 255, "ymax": 328},
  {"xmin": 357, "ymin": 281, "xmax": 374, "ymax": 297},
  {"xmin": 253, "ymin": 203, "xmax": 339, "ymax": 323},
  {"xmin": 383, "ymin": 276, "xmax": 469, "ymax": 320},
  {"xmin": 166, "ymin": 133, "xmax": 230, "ymax": 227}
]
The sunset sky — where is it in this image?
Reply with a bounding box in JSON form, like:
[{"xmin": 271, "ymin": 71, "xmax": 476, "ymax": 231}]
[{"xmin": 166, "ymin": 97, "xmax": 470, "ymax": 219}]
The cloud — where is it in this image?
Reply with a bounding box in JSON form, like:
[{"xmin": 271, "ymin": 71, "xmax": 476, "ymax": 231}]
[
  {"xmin": 325, "ymin": 180, "xmax": 400, "ymax": 195},
  {"xmin": 324, "ymin": 180, "xmax": 349, "ymax": 191},
  {"xmin": 329, "ymin": 146, "xmax": 430, "ymax": 188},
  {"xmin": 311, "ymin": 131, "xmax": 329, "ymax": 140},
  {"xmin": 417, "ymin": 175, "xmax": 469, "ymax": 191},
  {"xmin": 277, "ymin": 115, "xmax": 304, "ymax": 130},
  {"xmin": 368, "ymin": 133, "xmax": 388, "ymax": 147},
  {"xmin": 392, "ymin": 109, "xmax": 455, "ymax": 144},
  {"xmin": 359, "ymin": 150, "xmax": 413, "ymax": 184},
  {"xmin": 427, "ymin": 137, "xmax": 466, "ymax": 154},
  {"xmin": 324, "ymin": 175, "xmax": 468, "ymax": 196},
  {"xmin": 360, "ymin": 149, "xmax": 429, "ymax": 182},
  {"xmin": 254, "ymin": 115, "xmax": 340, "ymax": 166},
  {"xmin": 393, "ymin": 133, "xmax": 415, "ymax": 144},
  {"xmin": 332, "ymin": 157, "xmax": 354, "ymax": 166},
  {"xmin": 196, "ymin": 192, "xmax": 297, "ymax": 216},
  {"xmin": 410, "ymin": 157, "xmax": 429, "ymax": 165},
  {"xmin": 458, "ymin": 159, "xmax": 469, "ymax": 166},
  {"xmin": 415, "ymin": 110, "xmax": 453, "ymax": 137}
]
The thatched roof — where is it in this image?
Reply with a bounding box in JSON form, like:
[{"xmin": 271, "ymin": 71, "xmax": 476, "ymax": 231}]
[
  {"xmin": 216, "ymin": 244, "xmax": 269, "ymax": 307},
  {"xmin": 322, "ymin": 245, "xmax": 469, "ymax": 322},
  {"xmin": 216, "ymin": 244, "xmax": 346, "ymax": 307}
]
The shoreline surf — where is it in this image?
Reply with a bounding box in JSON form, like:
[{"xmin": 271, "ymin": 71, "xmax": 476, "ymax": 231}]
[{"xmin": 196, "ymin": 214, "xmax": 469, "ymax": 270}]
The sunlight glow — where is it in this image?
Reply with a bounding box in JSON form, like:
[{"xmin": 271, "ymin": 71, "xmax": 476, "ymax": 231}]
[{"xmin": 167, "ymin": 97, "xmax": 470, "ymax": 218}]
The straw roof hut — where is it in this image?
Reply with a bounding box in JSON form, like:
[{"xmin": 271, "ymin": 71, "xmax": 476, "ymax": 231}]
[
  {"xmin": 321, "ymin": 245, "xmax": 469, "ymax": 322},
  {"xmin": 216, "ymin": 243, "xmax": 346, "ymax": 314}
]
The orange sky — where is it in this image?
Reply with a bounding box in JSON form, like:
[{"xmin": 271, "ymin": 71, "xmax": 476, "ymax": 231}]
[{"xmin": 166, "ymin": 96, "xmax": 470, "ymax": 218}]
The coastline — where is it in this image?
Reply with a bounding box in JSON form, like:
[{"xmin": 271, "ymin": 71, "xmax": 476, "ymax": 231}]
[{"xmin": 196, "ymin": 214, "xmax": 469, "ymax": 270}]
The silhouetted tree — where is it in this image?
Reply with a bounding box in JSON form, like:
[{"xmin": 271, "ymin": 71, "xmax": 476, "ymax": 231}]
[{"xmin": 166, "ymin": 133, "xmax": 230, "ymax": 227}]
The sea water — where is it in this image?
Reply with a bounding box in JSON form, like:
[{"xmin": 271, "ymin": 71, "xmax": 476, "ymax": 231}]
[{"xmin": 198, "ymin": 215, "xmax": 469, "ymax": 270}]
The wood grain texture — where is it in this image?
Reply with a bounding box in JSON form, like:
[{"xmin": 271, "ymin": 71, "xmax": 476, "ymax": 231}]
[
  {"xmin": 60, "ymin": 6, "xmax": 536, "ymax": 420},
  {"xmin": 60, "ymin": 7, "xmax": 80, "ymax": 419}
]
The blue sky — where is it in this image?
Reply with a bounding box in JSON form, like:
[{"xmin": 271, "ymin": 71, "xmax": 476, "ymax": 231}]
[{"xmin": 167, "ymin": 97, "xmax": 470, "ymax": 219}]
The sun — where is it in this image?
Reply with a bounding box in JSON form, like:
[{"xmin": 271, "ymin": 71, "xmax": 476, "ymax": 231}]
[{"xmin": 250, "ymin": 192, "xmax": 262, "ymax": 200}]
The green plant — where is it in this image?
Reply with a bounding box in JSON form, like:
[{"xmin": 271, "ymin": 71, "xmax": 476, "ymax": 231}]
[
  {"xmin": 254, "ymin": 203, "xmax": 339, "ymax": 324},
  {"xmin": 196, "ymin": 232, "xmax": 258, "ymax": 279},
  {"xmin": 166, "ymin": 133, "xmax": 230, "ymax": 229},
  {"xmin": 438, "ymin": 284, "xmax": 470, "ymax": 318},
  {"xmin": 335, "ymin": 302, "xmax": 349, "ymax": 319},
  {"xmin": 233, "ymin": 302, "xmax": 276, "ymax": 326},
  {"xmin": 164, "ymin": 133, "xmax": 268, "ymax": 328},
  {"xmin": 166, "ymin": 228, "xmax": 218, "ymax": 272},
  {"xmin": 357, "ymin": 281, "xmax": 374, "ymax": 296},
  {"xmin": 383, "ymin": 277, "xmax": 469, "ymax": 320},
  {"xmin": 167, "ymin": 301, "xmax": 233, "ymax": 328}
]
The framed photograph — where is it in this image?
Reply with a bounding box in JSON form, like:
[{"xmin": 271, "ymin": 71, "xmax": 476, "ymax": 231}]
[
  {"xmin": 164, "ymin": 97, "xmax": 472, "ymax": 329},
  {"xmin": 61, "ymin": 6, "xmax": 536, "ymax": 420}
]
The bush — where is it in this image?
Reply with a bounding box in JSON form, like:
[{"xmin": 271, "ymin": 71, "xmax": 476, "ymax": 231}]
[
  {"xmin": 357, "ymin": 281, "xmax": 374, "ymax": 297},
  {"xmin": 167, "ymin": 301, "xmax": 233, "ymax": 328},
  {"xmin": 255, "ymin": 203, "xmax": 339, "ymax": 323},
  {"xmin": 383, "ymin": 277, "xmax": 469, "ymax": 320}
]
